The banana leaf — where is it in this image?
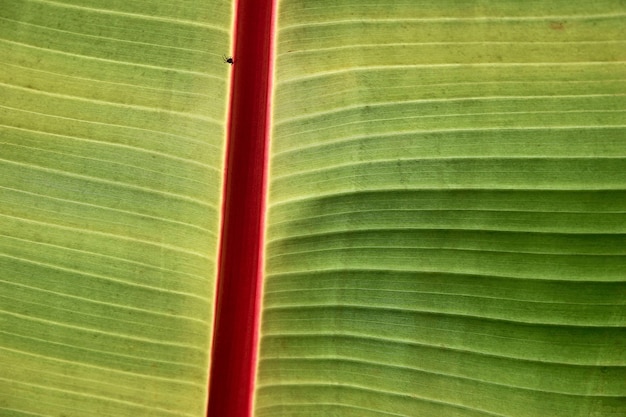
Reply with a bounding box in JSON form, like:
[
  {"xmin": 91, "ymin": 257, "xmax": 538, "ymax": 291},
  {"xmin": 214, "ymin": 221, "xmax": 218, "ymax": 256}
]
[{"xmin": 1, "ymin": 0, "xmax": 624, "ymax": 416}]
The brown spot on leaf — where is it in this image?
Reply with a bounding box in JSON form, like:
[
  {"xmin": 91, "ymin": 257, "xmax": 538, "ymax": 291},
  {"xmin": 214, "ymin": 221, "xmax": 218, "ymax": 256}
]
[{"xmin": 550, "ymin": 21, "xmax": 566, "ymax": 30}]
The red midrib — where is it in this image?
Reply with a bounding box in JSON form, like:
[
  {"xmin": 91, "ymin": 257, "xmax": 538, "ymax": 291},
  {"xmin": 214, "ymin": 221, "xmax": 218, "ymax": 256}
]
[{"xmin": 207, "ymin": 0, "xmax": 276, "ymax": 415}]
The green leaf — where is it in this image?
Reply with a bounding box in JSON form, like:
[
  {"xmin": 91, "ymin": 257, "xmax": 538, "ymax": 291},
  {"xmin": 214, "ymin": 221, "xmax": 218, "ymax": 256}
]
[
  {"xmin": 0, "ymin": 1, "xmax": 232, "ymax": 415},
  {"xmin": 256, "ymin": 1, "xmax": 626, "ymax": 416},
  {"xmin": 2, "ymin": 0, "xmax": 625, "ymax": 416}
]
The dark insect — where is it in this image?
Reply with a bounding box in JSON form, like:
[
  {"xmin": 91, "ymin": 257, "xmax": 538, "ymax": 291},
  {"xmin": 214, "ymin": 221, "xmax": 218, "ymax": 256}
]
[{"xmin": 222, "ymin": 55, "xmax": 234, "ymax": 65}]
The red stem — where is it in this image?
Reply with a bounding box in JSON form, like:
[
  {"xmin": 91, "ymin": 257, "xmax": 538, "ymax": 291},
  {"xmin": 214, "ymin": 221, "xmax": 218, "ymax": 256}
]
[{"xmin": 207, "ymin": 0, "xmax": 275, "ymax": 415}]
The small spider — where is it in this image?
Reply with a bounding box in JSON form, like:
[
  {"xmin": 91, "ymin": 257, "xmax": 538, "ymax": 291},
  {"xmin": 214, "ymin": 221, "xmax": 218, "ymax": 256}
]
[{"xmin": 222, "ymin": 55, "xmax": 234, "ymax": 65}]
